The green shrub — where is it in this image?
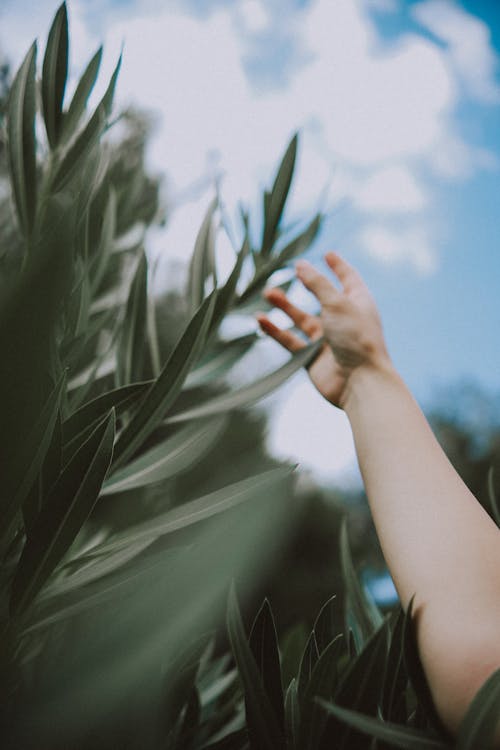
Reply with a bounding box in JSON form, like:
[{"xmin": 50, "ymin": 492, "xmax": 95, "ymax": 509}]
[{"xmin": 0, "ymin": 3, "xmax": 323, "ymax": 745}]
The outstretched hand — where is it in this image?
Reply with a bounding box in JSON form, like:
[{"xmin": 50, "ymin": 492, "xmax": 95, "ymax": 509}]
[{"xmin": 256, "ymin": 252, "xmax": 392, "ymax": 409}]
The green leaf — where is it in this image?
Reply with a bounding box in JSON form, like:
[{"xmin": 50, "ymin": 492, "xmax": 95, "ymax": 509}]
[
  {"xmin": 238, "ymin": 214, "xmax": 321, "ymax": 305},
  {"xmin": 313, "ymin": 594, "xmax": 343, "ymax": 656},
  {"xmin": 52, "ymin": 55, "xmax": 121, "ymax": 191},
  {"xmin": 276, "ymin": 213, "xmax": 322, "ymax": 265},
  {"xmin": 7, "ymin": 41, "xmax": 37, "ymax": 238},
  {"xmin": 456, "ymin": 668, "xmax": 500, "ymax": 750},
  {"xmin": 210, "ymin": 235, "xmax": 249, "ymax": 332},
  {"xmin": 334, "ymin": 622, "xmax": 390, "ymax": 749},
  {"xmin": 116, "ymin": 251, "xmax": 148, "ymax": 385},
  {"xmin": 184, "ymin": 333, "xmax": 257, "ymax": 390},
  {"xmin": 487, "ymin": 467, "xmax": 500, "ymax": 528},
  {"xmin": 10, "ymin": 410, "xmax": 115, "ymax": 615},
  {"xmin": 187, "ymin": 197, "xmax": 218, "ymax": 315},
  {"xmin": 166, "ymin": 340, "xmax": 322, "ymax": 424},
  {"xmin": 226, "ymin": 583, "xmax": 286, "ymax": 750},
  {"xmin": 249, "ymin": 599, "xmax": 285, "ymax": 732},
  {"xmin": 90, "ymin": 188, "xmax": 117, "ymax": 294},
  {"xmin": 403, "ymin": 597, "xmax": 445, "ymax": 733},
  {"xmin": 316, "ymin": 701, "xmax": 449, "ymax": 750},
  {"xmin": 52, "ymin": 102, "xmax": 105, "ymax": 192},
  {"xmin": 112, "ymin": 292, "xmax": 216, "ymax": 469},
  {"xmin": 99, "ymin": 52, "xmax": 122, "ymax": 117},
  {"xmin": 300, "ymin": 634, "xmax": 346, "ymax": 750},
  {"xmin": 42, "ymin": 2, "xmax": 68, "ymax": 148},
  {"xmin": 340, "ymin": 519, "xmax": 383, "ymax": 651},
  {"xmin": 62, "ymin": 381, "xmax": 151, "ymax": 445},
  {"xmin": 381, "ymin": 609, "xmax": 407, "ymax": 724},
  {"xmin": 297, "ymin": 631, "xmax": 320, "ymax": 700},
  {"xmin": 62, "ymin": 46, "xmax": 102, "ymax": 139},
  {"xmin": 15, "ymin": 372, "xmax": 66, "ymax": 524},
  {"xmin": 102, "ymin": 416, "xmax": 227, "ymax": 494},
  {"xmin": 80, "ymin": 467, "xmax": 292, "ymax": 556},
  {"xmin": 261, "ymin": 133, "xmax": 298, "ymax": 257},
  {"xmin": 284, "ymin": 679, "xmax": 300, "ymax": 750}
]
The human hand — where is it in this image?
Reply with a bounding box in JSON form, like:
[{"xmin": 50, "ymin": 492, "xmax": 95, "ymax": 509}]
[{"xmin": 256, "ymin": 252, "xmax": 392, "ymax": 409}]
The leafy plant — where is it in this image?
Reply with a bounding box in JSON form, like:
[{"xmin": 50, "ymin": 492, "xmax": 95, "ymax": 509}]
[
  {"xmin": 0, "ymin": 3, "xmax": 324, "ymax": 745},
  {"xmin": 224, "ymin": 520, "xmax": 500, "ymax": 750}
]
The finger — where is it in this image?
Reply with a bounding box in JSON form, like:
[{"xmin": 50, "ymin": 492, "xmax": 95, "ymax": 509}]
[
  {"xmin": 324, "ymin": 251, "xmax": 365, "ymax": 292},
  {"xmin": 256, "ymin": 314, "xmax": 306, "ymax": 353},
  {"xmin": 263, "ymin": 288, "xmax": 322, "ymax": 339},
  {"xmin": 295, "ymin": 259, "xmax": 338, "ymax": 305}
]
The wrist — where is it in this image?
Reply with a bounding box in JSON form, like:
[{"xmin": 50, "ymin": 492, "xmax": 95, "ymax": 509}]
[{"xmin": 340, "ymin": 355, "xmax": 401, "ymax": 413}]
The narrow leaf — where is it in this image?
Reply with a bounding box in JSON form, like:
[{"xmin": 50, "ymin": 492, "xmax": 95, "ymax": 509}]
[
  {"xmin": 313, "ymin": 594, "xmax": 343, "ymax": 656},
  {"xmin": 116, "ymin": 251, "xmax": 148, "ymax": 385},
  {"xmin": 487, "ymin": 467, "xmax": 500, "ymax": 528},
  {"xmin": 7, "ymin": 42, "xmax": 37, "ymax": 238},
  {"xmin": 112, "ymin": 292, "xmax": 216, "ymax": 469},
  {"xmin": 80, "ymin": 467, "xmax": 292, "ymax": 557},
  {"xmin": 62, "ymin": 381, "xmax": 151, "ymax": 445},
  {"xmin": 166, "ymin": 340, "xmax": 322, "ymax": 424},
  {"xmin": 340, "ymin": 518, "xmax": 383, "ymax": 650},
  {"xmin": 226, "ymin": 583, "xmax": 285, "ymax": 750},
  {"xmin": 210, "ymin": 235, "xmax": 249, "ymax": 331},
  {"xmin": 297, "ymin": 630, "xmax": 320, "ymax": 700},
  {"xmin": 102, "ymin": 416, "xmax": 227, "ymax": 494},
  {"xmin": 184, "ymin": 333, "xmax": 257, "ymax": 390},
  {"xmin": 187, "ymin": 197, "xmax": 217, "ymax": 315},
  {"xmin": 62, "ymin": 47, "xmax": 102, "ymax": 138},
  {"xmin": 10, "ymin": 410, "xmax": 115, "ymax": 615},
  {"xmin": 42, "ymin": 2, "xmax": 68, "ymax": 148},
  {"xmin": 16, "ymin": 372, "xmax": 66, "ymax": 522},
  {"xmin": 317, "ymin": 701, "xmax": 449, "ymax": 750},
  {"xmin": 285, "ymin": 679, "xmax": 300, "ymax": 750},
  {"xmin": 249, "ymin": 599, "xmax": 285, "ymax": 732},
  {"xmin": 261, "ymin": 134, "xmax": 298, "ymax": 256}
]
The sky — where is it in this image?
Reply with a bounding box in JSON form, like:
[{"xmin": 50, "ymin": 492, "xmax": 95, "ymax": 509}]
[{"xmin": 2, "ymin": 0, "xmax": 500, "ymax": 486}]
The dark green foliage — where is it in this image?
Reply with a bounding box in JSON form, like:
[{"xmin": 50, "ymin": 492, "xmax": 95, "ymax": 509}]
[
  {"xmin": 224, "ymin": 522, "xmax": 500, "ymax": 750},
  {"xmin": 1, "ymin": 5, "xmax": 325, "ymax": 745}
]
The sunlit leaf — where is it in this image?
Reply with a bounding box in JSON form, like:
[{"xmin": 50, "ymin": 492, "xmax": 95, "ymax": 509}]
[{"xmin": 42, "ymin": 2, "xmax": 68, "ymax": 148}]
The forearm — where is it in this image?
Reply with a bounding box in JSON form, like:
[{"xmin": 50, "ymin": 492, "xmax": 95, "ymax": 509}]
[{"xmin": 343, "ymin": 363, "xmax": 500, "ymax": 733}]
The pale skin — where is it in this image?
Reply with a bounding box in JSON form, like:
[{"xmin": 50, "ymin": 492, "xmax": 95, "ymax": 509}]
[{"xmin": 257, "ymin": 252, "xmax": 500, "ymax": 738}]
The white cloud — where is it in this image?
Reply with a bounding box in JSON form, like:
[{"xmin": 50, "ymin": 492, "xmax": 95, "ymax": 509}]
[
  {"xmin": 238, "ymin": 0, "xmax": 269, "ymax": 33},
  {"xmin": 412, "ymin": 0, "xmax": 500, "ymax": 104},
  {"xmin": 353, "ymin": 165, "xmax": 427, "ymax": 213},
  {"xmin": 359, "ymin": 224, "xmax": 438, "ymax": 275}
]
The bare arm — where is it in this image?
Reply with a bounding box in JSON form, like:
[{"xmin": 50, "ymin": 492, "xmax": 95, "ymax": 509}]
[{"xmin": 257, "ymin": 252, "xmax": 500, "ymax": 735}]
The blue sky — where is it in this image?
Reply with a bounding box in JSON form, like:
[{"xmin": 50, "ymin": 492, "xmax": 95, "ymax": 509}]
[{"xmin": 2, "ymin": 0, "xmax": 500, "ymax": 484}]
